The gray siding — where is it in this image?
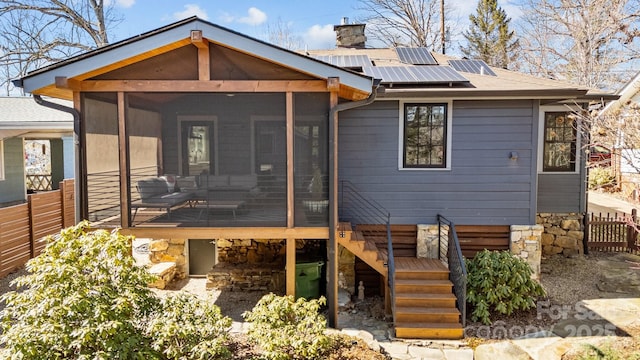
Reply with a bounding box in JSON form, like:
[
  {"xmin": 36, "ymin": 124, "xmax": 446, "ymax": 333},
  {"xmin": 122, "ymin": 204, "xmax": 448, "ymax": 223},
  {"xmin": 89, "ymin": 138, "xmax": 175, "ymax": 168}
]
[
  {"xmin": 0, "ymin": 138, "xmax": 26, "ymax": 204},
  {"xmin": 339, "ymin": 100, "xmax": 537, "ymax": 225},
  {"xmin": 537, "ymin": 173, "xmax": 582, "ymax": 213}
]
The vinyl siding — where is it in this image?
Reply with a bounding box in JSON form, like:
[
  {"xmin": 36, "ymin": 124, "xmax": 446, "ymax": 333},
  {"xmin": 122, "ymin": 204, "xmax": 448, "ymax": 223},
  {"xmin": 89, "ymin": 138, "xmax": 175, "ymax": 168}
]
[
  {"xmin": 0, "ymin": 138, "xmax": 26, "ymax": 204},
  {"xmin": 339, "ymin": 100, "xmax": 537, "ymax": 225}
]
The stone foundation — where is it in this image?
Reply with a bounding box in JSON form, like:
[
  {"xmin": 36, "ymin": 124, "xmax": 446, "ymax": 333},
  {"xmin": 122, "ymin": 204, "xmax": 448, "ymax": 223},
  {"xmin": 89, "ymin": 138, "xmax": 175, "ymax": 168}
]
[
  {"xmin": 206, "ymin": 263, "xmax": 285, "ymax": 293},
  {"xmin": 216, "ymin": 238, "xmax": 286, "ymax": 264},
  {"xmin": 149, "ymin": 238, "xmax": 187, "ymax": 280},
  {"xmin": 510, "ymin": 225, "xmax": 543, "ymax": 280},
  {"xmin": 536, "ymin": 213, "xmax": 585, "ymax": 258},
  {"xmin": 416, "ymin": 224, "xmax": 448, "ymax": 259}
]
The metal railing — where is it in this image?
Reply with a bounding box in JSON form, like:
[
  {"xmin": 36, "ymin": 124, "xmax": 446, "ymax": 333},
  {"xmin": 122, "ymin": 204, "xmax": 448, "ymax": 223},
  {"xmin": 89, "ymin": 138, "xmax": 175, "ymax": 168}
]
[
  {"xmin": 437, "ymin": 214, "xmax": 467, "ymax": 327},
  {"xmin": 339, "ymin": 180, "xmax": 395, "ymax": 304},
  {"xmin": 26, "ymin": 174, "xmax": 52, "ymax": 191}
]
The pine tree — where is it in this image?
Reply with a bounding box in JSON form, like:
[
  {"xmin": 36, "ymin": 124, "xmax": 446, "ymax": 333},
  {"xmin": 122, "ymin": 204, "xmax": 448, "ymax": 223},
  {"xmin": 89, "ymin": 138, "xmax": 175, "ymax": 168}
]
[{"xmin": 461, "ymin": 0, "xmax": 519, "ymax": 69}]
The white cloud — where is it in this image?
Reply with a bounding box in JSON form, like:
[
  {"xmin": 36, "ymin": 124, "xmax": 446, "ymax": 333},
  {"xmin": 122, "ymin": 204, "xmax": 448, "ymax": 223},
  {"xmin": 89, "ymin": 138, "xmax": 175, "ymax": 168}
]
[
  {"xmin": 238, "ymin": 7, "xmax": 267, "ymax": 26},
  {"xmin": 304, "ymin": 24, "xmax": 335, "ymax": 50},
  {"xmin": 173, "ymin": 4, "xmax": 209, "ymax": 21},
  {"xmin": 218, "ymin": 11, "xmax": 235, "ymax": 24},
  {"xmin": 116, "ymin": 0, "xmax": 135, "ymax": 8}
]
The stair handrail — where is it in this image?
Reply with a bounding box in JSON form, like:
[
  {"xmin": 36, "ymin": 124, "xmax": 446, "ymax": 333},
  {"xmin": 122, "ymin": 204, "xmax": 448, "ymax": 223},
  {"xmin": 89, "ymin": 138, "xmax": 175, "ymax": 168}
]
[
  {"xmin": 437, "ymin": 214, "xmax": 467, "ymax": 327},
  {"xmin": 339, "ymin": 180, "xmax": 395, "ymax": 308}
]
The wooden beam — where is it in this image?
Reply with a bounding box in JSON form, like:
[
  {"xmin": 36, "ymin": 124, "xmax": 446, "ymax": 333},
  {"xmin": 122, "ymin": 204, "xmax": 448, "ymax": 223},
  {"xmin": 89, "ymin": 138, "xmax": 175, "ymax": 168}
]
[
  {"xmin": 327, "ymin": 77, "xmax": 340, "ymax": 92},
  {"xmin": 286, "ymin": 238, "xmax": 296, "ymax": 297},
  {"xmin": 190, "ymin": 30, "xmax": 208, "ymax": 49},
  {"xmin": 117, "ymin": 226, "xmax": 329, "ymax": 239},
  {"xmin": 117, "ymin": 92, "xmax": 131, "ymax": 228},
  {"xmin": 286, "ymin": 92, "xmax": 294, "ymax": 228},
  {"xmin": 78, "ymin": 80, "xmax": 328, "ymax": 93},
  {"xmin": 55, "ymin": 76, "xmax": 81, "ymax": 91}
]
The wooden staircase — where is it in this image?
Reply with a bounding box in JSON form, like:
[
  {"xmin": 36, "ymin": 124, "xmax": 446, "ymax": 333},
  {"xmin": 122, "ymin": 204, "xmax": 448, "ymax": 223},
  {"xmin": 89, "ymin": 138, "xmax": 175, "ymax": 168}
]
[{"xmin": 337, "ymin": 222, "xmax": 464, "ymax": 340}]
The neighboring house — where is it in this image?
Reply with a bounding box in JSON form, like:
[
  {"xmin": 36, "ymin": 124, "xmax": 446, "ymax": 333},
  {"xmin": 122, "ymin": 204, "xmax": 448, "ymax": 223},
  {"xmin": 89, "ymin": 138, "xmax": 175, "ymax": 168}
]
[
  {"xmin": 599, "ymin": 71, "xmax": 640, "ymax": 199},
  {"xmin": 13, "ymin": 17, "xmax": 615, "ymax": 339},
  {"xmin": 0, "ymin": 97, "xmax": 74, "ymax": 206}
]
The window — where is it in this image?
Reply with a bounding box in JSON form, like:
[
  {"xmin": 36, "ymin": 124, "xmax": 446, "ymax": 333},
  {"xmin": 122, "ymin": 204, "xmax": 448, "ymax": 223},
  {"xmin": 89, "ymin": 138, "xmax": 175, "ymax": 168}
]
[
  {"xmin": 403, "ymin": 103, "xmax": 447, "ymax": 168},
  {"xmin": 543, "ymin": 112, "xmax": 576, "ymax": 172}
]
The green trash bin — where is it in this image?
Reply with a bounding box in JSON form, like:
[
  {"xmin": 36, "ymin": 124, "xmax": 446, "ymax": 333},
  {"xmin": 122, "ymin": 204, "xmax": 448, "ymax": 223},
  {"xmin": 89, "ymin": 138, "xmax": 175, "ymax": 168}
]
[{"xmin": 295, "ymin": 261, "xmax": 324, "ymax": 300}]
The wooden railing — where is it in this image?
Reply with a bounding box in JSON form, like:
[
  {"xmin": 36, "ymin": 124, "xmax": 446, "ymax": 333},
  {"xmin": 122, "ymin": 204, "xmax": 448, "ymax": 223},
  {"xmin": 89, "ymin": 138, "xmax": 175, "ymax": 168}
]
[{"xmin": 0, "ymin": 179, "xmax": 75, "ymax": 277}]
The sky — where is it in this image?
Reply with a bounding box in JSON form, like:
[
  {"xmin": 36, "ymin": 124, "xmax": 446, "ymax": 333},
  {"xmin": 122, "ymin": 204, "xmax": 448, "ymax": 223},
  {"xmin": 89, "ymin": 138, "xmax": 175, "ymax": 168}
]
[{"xmin": 109, "ymin": 0, "xmax": 524, "ymax": 52}]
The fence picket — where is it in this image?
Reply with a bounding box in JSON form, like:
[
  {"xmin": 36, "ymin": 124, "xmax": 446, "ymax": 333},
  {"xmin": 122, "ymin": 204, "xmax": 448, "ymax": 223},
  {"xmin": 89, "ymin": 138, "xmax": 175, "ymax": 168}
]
[{"xmin": 587, "ymin": 208, "xmax": 639, "ymax": 254}]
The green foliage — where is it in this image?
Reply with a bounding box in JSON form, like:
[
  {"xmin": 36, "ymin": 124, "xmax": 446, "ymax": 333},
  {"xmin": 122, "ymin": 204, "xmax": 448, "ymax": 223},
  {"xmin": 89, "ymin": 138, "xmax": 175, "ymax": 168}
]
[
  {"xmin": 465, "ymin": 250, "xmax": 546, "ymax": 325},
  {"xmin": 588, "ymin": 167, "xmax": 615, "ymax": 189},
  {"xmin": 0, "ymin": 221, "xmax": 232, "ymax": 360},
  {"xmin": 576, "ymin": 342, "xmax": 640, "ymax": 360},
  {"xmin": 1, "ymin": 221, "xmax": 159, "ymax": 359},
  {"xmin": 146, "ymin": 292, "xmax": 232, "ymax": 360},
  {"xmin": 242, "ymin": 293, "xmax": 331, "ymax": 360},
  {"xmin": 461, "ymin": 0, "xmax": 519, "ymax": 69}
]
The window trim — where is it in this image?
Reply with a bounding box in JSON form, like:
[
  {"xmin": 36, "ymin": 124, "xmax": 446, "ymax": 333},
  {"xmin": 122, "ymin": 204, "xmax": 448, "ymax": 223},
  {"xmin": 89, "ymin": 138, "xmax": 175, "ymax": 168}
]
[
  {"xmin": 538, "ymin": 106, "xmax": 581, "ymax": 174},
  {"xmin": 398, "ymin": 100, "xmax": 452, "ymax": 171}
]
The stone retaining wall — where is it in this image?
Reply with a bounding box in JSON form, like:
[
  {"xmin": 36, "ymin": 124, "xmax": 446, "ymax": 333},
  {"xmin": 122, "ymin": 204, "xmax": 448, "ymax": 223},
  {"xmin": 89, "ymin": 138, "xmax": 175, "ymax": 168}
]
[
  {"xmin": 536, "ymin": 213, "xmax": 584, "ymax": 257},
  {"xmin": 510, "ymin": 225, "xmax": 543, "ymax": 280},
  {"xmin": 149, "ymin": 238, "xmax": 187, "ymax": 279}
]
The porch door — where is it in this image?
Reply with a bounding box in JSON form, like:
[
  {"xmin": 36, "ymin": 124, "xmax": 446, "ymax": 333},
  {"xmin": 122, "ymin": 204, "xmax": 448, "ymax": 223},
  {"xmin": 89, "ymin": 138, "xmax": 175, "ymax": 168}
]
[
  {"xmin": 188, "ymin": 239, "xmax": 216, "ymax": 276},
  {"xmin": 180, "ymin": 121, "xmax": 215, "ymax": 176}
]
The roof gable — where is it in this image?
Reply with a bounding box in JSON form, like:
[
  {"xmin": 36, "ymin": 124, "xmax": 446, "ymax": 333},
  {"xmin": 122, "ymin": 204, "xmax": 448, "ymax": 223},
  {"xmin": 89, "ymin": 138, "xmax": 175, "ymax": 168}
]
[{"xmin": 18, "ymin": 17, "xmax": 372, "ymax": 99}]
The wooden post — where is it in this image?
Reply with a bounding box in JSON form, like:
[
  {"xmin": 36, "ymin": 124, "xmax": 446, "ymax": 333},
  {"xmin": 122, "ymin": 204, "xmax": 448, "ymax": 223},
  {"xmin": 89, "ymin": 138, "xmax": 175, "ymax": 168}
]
[
  {"xmin": 628, "ymin": 209, "xmax": 638, "ymax": 252},
  {"xmin": 117, "ymin": 92, "xmax": 131, "ymax": 228},
  {"xmin": 286, "ymin": 238, "xmax": 296, "ymax": 297},
  {"xmin": 27, "ymin": 195, "xmax": 35, "ymax": 259},
  {"xmin": 327, "ymin": 82, "xmax": 339, "ymax": 328}
]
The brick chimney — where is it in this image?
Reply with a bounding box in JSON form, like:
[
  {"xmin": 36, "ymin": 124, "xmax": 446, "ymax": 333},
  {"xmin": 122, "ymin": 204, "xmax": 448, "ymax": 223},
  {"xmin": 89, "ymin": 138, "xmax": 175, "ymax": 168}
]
[{"xmin": 334, "ymin": 17, "xmax": 366, "ymax": 49}]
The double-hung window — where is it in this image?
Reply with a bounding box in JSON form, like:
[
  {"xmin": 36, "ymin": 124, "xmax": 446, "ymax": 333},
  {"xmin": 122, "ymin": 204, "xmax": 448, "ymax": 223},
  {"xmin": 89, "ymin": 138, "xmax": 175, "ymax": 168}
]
[
  {"xmin": 543, "ymin": 112, "xmax": 576, "ymax": 172},
  {"xmin": 403, "ymin": 103, "xmax": 447, "ymax": 168}
]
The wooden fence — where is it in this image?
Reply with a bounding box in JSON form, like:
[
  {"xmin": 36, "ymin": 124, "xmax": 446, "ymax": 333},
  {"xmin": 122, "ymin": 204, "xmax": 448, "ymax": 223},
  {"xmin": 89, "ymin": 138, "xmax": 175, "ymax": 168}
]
[
  {"xmin": 0, "ymin": 179, "xmax": 75, "ymax": 277},
  {"xmin": 586, "ymin": 209, "xmax": 640, "ymax": 253}
]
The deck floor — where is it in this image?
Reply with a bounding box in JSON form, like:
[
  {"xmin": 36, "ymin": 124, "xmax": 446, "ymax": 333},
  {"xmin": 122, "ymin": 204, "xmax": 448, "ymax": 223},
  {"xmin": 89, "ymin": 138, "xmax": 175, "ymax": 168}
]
[{"xmin": 394, "ymin": 257, "xmax": 448, "ymax": 271}]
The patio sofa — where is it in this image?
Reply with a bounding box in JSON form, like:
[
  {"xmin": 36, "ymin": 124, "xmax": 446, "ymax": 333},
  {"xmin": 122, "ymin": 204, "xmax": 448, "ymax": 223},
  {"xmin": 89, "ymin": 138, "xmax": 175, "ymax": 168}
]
[
  {"xmin": 193, "ymin": 174, "xmax": 259, "ymax": 201},
  {"xmin": 132, "ymin": 177, "xmax": 194, "ymax": 220}
]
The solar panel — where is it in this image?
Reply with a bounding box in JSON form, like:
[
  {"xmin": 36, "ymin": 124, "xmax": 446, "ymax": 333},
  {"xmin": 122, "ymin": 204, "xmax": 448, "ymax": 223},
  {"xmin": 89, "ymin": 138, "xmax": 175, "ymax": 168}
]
[
  {"xmin": 362, "ymin": 66, "xmax": 468, "ymax": 84},
  {"xmin": 448, "ymin": 60, "xmax": 497, "ymax": 76},
  {"xmin": 312, "ymin": 54, "xmax": 371, "ymax": 68},
  {"xmin": 395, "ymin": 47, "xmax": 438, "ymax": 65}
]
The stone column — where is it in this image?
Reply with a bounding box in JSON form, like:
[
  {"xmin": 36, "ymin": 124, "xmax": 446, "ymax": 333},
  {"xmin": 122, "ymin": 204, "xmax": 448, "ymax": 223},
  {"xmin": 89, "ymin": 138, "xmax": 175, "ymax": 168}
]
[
  {"xmin": 510, "ymin": 225, "xmax": 543, "ymax": 281},
  {"xmin": 417, "ymin": 224, "xmax": 447, "ymax": 259},
  {"xmin": 149, "ymin": 238, "xmax": 187, "ymax": 279}
]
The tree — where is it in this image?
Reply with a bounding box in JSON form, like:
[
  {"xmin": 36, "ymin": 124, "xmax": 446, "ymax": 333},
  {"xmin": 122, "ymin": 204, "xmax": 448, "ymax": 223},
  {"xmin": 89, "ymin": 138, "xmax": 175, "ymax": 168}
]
[
  {"xmin": 461, "ymin": 0, "xmax": 519, "ymax": 69},
  {"xmin": 517, "ymin": 0, "xmax": 640, "ymax": 89},
  {"xmin": 0, "ymin": 0, "xmax": 122, "ymax": 95},
  {"xmin": 356, "ymin": 0, "xmax": 456, "ymax": 49},
  {"xmin": 265, "ymin": 17, "xmax": 302, "ymax": 50}
]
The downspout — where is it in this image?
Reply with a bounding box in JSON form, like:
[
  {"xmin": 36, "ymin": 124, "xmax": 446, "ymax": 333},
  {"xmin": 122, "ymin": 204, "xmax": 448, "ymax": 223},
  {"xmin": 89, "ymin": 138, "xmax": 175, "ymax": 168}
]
[
  {"xmin": 33, "ymin": 95, "xmax": 85, "ymax": 223},
  {"xmin": 327, "ymin": 78, "xmax": 381, "ymax": 328}
]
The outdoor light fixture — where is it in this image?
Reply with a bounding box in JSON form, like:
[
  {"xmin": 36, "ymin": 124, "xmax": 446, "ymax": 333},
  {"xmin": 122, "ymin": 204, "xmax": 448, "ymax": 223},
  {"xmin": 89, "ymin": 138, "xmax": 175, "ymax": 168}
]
[{"xmin": 510, "ymin": 151, "xmax": 519, "ymax": 160}]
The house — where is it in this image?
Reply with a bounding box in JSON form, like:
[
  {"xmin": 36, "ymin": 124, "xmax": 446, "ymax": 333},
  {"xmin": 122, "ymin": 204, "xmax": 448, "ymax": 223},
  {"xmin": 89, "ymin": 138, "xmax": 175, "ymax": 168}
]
[
  {"xmin": 0, "ymin": 97, "xmax": 74, "ymax": 207},
  {"xmin": 13, "ymin": 17, "xmax": 615, "ymax": 339}
]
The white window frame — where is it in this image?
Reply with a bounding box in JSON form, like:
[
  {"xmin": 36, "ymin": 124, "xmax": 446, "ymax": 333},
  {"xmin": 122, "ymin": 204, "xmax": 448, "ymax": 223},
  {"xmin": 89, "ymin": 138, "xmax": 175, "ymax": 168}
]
[
  {"xmin": 398, "ymin": 99, "xmax": 453, "ymax": 171},
  {"xmin": 537, "ymin": 105, "xmax": 581, "ymax": 174}
]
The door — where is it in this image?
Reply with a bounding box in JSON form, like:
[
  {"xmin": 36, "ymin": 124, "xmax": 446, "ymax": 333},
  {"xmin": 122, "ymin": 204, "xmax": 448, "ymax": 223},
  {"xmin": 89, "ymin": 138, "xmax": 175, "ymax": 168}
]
[
  {"xmin": 180, "ymin": 121, "xmax": 215, "ymax": 176},
  {"xmin": 188, "ymin": 239, "xmax": 216, "ymax": 276}
]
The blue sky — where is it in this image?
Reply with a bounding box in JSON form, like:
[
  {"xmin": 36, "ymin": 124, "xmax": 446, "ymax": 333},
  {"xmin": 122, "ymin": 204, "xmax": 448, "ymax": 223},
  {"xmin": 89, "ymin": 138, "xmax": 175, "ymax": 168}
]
[{"xmin": 110, "ymin": 1, "xmax": 523, "ymax": 51}]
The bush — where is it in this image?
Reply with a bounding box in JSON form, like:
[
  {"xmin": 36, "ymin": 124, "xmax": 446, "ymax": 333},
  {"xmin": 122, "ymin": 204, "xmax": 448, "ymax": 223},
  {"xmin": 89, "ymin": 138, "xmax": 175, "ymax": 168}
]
[
  {"xmin": 146, "ymin": 293, "xmax": 232, "ymax": 360},
  {"xmin": 465, "ymin": 250, "xmax": 546, "ymax": 325},
  {"xmin": 589, "ymin": 167, "xmax": 615, "ymax": 189},
  {"xmin": 242, "ymin": 294, "xmax": 331, "ymax": 360},
  {"xmin": 0, "ymin": 222, "xmax": 232, "ymax": 360}
]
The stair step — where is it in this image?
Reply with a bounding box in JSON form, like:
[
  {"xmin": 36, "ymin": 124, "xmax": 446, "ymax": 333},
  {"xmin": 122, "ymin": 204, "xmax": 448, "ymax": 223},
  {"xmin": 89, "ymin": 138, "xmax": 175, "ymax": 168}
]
[
  {"xmin": 394, "ymin": 322, "xmax": 464, "ymax": 339},
  {"xmin": 351, "ymin": 231, "xmax": 365, "ymax": 241},
  {"xmin": 364, "ymin": 238, "xmax": 378, "ymax": 252},
  {"xmin": 394, "ymin": 293, "xmax": 457, "ymax": 308},
  {"xmin": 395, "ymin": 270, "xmax": 449, "ymax": 280},
  {"xmin": 339, "ymin": 222, "xmax": 353, "ymax": 232},
  {"xmin": 395, "ymin": 306, "xmax": 460, "ymax": 323},
  {"xmin": 394, "ymin": 279, "xmax": 453, "ymax": 294},
  {"xmin": 378, "ymin": 248, "xmax": 388, "ymax": 262}
]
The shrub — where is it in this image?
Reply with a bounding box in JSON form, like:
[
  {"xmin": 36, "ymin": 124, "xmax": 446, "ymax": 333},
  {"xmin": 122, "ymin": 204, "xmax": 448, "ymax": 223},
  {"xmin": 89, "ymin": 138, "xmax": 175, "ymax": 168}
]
[
  {"xmin": 589, "ymin": 167, "xmax": 615, "ymax": 190},
  {"xmin": 242, "ymin": 294, "xmax": 331, "ymax": 360},
  {"xmin": 465, "ymin": 250, "xmax": 546, "ymax": 325},
  {"xmin": 0, "ymin": 221, "xmax": 159, "ymax": 359},
  {"xmin": 146, "ymin": 292, "xmax": 232, "ymax": 360}
]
